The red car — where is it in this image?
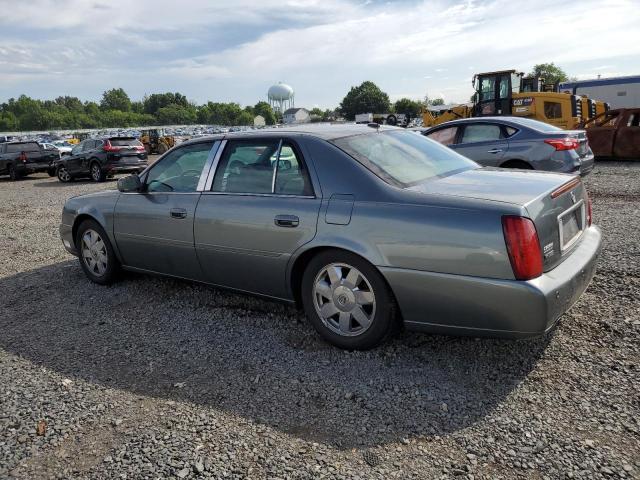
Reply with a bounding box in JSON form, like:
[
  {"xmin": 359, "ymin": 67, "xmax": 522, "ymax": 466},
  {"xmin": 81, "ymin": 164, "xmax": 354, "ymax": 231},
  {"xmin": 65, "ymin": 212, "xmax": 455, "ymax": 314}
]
[{"xmin": 582, "ymin": 108, "xmax": 640, "ymax": 159}]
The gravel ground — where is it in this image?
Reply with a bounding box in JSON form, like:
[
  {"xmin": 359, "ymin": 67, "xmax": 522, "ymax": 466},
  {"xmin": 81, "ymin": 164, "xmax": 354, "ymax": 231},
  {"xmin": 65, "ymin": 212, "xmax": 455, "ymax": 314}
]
[{"xmin": 0, "ymin": 162, "xmax": 638, "ymax": 479}]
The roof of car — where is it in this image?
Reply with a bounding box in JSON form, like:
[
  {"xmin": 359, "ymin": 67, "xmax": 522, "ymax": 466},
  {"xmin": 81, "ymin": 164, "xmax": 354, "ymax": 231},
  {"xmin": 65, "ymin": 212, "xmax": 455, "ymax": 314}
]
[{"xmin": 181, "ymin": 123, "xmax": 403, "ymax": 145}]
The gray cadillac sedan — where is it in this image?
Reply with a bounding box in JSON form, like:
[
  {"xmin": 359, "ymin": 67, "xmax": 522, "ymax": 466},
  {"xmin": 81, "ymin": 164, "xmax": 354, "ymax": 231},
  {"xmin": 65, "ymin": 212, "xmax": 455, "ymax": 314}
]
[{"xmin": 60, "ymin": 124, "xmax": 602, "ymax": 350}]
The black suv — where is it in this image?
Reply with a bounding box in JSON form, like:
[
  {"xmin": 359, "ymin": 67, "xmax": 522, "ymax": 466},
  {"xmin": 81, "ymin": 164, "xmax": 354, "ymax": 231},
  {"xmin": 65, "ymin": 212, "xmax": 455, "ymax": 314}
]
[
  {"xmin": 54, "ymin": 137, "xmax": 148, "ymax": 183},
  {"xmin": 0, "ymin": 141, "xmax": 60, "ymax": 180}
]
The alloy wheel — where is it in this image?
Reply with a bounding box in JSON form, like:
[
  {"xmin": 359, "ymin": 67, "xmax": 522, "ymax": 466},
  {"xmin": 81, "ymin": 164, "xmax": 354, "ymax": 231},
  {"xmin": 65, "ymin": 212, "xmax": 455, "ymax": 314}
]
[
  {"xmin": 91, "ymin": 164, "xmax": 101, "ymax": 181},
  {"xmin": 312, "ymin": 263, "xmax": 376, "ymax": 337},
  {"xmin": 57, "ymin": 166, "xmax": 70, "ymax": 182},
  {"xmin": 81, "ymin": 229, "xmax": 108, "ymax": 276}
]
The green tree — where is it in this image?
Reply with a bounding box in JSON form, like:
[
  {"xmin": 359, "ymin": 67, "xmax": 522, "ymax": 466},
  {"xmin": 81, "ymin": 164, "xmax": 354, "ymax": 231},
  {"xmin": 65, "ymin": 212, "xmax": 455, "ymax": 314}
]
[
  {"xmin": 253, "ymin": 101, "xmax": 276, "ymax": 125},
  {"xmin": 0, "ymin": 111, "xmax": 18, "ymax": 131},
  {"xmin": 339, "ymin": 81, "xmax": 391, "ymax": 120},
  {"xmin": 143, "ymin": 92, "xmax": 189, "ymax": 115},
  {"xmin": 429, "ymin": 98, "xmax": 445, "ymax": 106},
  {"xmin": 156, "ymin": 104, "xmax": 197, "ymax": 125},
  {"xmin": 100, "ymin": 88, "xmax": 131, "ymax": 111},
  {"xmin": 393, "ymin": 98, "xmax": 423, "ymax": 117},
  {"xmin": 530, "ymin": 63, "xmax": 569, "ymax": 85}
]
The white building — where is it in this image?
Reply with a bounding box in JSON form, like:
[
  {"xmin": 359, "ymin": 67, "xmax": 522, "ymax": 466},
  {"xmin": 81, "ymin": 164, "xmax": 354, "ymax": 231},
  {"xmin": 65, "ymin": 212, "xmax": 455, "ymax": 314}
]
[
  {"xmin": 283, "ymin": 108, "xmax": 310, "ymax": 124},
  {"xmin": 559, "ymin": 75, "xmax": 640, "ymax": 109}
]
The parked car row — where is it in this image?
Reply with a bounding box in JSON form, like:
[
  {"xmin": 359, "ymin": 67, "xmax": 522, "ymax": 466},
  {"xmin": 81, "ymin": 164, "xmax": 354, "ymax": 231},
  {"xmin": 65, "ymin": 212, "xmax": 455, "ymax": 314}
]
[{"xmin": 0, "ymin": 141, "xmax": 60, "ymax": 180}]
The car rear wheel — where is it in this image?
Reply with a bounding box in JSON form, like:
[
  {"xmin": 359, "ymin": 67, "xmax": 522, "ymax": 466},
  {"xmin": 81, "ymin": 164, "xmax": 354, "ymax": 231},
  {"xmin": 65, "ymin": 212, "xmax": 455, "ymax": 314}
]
[
  {"xmin": 301, "ymin": 250, "xmax": 397, "ymax": 350},
  {"xmin": 76, "ymin": 220, "xmax": 118, "ymax": 285},
  {"xmin": 47, "ymin": 167, "xmax": 56, "ymax": 177},
  {"xmin": 57, "ymin": 165, "xmax": 72, "ymax": 182},
  {"xmin": 90, "ymin": 162, "xmax": 105, "ymax": 182}
]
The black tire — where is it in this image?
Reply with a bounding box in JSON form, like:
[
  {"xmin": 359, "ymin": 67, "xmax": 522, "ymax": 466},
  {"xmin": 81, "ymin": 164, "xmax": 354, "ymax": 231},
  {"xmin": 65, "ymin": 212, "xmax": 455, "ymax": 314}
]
[
  {"xmin": 157, "ymin": 142, "xmax": 168, "ymax": 154},
  {"xmin": 57, "ymin": 165, "xmax": 72, "ymax": 183},
  {"xmin": 386, "ymin": 114, "xmax": 397, "ymax": 126},
  {"xmin": 47, "ymin": 167, "xmax": 56, "ymax": 177},
  {"xmin": 8, "ymin": 164, "xmax": 20, "ymax": 181},
  {"xmin": 500, "ymin": 160, "xmax": 533, "ymax": 170},
  {"xmin": 75, "ymin": 219, "xmax": 119, "ymax": 285},
  {"xmin": 301, "ymin": 250, "xmax": 397, "ymax": 350},
  {"xmin": 90, "ymin": 161, "xmax": 106, "ymax": 182}
]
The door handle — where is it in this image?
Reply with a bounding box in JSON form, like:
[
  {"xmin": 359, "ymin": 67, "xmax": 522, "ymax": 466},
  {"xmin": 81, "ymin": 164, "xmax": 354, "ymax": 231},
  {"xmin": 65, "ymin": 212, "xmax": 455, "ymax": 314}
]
[
  {"xmin": 274, "ymin": 214, "xmax": 299, "ymax": 227},
  {"xmin": 170, "ymin": 208, "xmax": 188, "ymax": 219},
  {"xmin": 487, "ymin": 148, "xmax": 503, "ymax": 154}
]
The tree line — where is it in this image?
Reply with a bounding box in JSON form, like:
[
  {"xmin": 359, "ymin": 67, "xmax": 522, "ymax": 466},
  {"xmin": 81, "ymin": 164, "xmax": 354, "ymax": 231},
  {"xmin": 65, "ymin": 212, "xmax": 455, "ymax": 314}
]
[{"xmin": 0, "ymin": 88, "xmax": 279, "ymax": 132}]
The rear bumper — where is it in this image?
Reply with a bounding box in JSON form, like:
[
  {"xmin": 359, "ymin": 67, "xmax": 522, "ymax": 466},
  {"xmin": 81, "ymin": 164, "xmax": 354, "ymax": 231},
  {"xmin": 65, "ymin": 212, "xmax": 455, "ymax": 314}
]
[
  {"xmin": 381, "ymin": 226, "xmax": 602, "ymax": 337},
  {"xmin": 17, "ymin": 163, "xmax": 52, "ymax": 174},
  {"xmin": 579, "ymin": 152, "xmax": 595, "ymax": 176},
  {"xmin": 105, "ymin": 160, "xmax": 148, "ymax": 174}
]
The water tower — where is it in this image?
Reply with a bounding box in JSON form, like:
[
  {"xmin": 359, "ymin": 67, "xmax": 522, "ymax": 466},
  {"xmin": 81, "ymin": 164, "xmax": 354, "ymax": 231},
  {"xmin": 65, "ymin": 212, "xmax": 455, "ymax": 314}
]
[{"xmin": 268, "ymin": 82, "xmax": 294, "ymax": 113}]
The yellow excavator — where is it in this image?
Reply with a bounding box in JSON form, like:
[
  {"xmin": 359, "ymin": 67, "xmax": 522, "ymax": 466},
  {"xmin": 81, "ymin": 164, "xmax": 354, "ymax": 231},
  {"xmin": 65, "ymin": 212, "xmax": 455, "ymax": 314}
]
[
  {"xmin": 140, "ymin": 129, "xmax": 175, "ymax": 155},
  {"xmin": 423, "ymin": 70, "xmax": 609, "ymax": 130}
]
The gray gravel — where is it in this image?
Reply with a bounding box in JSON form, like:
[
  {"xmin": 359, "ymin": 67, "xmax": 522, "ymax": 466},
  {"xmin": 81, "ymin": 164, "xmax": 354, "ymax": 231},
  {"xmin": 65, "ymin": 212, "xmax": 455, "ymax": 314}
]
[{"xmin": 1, "ymin": 163, "xmax": 639, "ymax": 479}]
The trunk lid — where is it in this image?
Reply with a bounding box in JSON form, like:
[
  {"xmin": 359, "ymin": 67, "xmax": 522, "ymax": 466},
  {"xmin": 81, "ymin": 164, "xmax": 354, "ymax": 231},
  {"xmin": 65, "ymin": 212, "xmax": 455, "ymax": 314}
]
[{"xmin": 408, "ymin": 167, "xmax": 589, "ymax": 271}]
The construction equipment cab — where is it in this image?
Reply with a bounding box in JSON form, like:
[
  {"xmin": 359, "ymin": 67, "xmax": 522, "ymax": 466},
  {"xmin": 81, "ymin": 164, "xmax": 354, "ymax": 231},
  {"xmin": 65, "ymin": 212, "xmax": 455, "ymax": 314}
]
[{"xmin": 472, "ymin": 70, "xmax": 584, "ymax": 129}]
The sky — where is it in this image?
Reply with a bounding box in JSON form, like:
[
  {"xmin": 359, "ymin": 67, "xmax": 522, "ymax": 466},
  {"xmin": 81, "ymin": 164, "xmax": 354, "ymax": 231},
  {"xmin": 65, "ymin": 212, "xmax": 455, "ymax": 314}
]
[{"xmin": 0, "ymin": 0, "xmax": 639, "ymax": 109}]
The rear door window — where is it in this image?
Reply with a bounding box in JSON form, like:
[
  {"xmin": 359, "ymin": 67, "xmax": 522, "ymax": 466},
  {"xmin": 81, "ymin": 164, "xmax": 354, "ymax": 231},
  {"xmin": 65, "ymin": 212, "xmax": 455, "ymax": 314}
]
[
  {"xmin": 426, "ymin": 126, "xmax": 458, "ymax": 145},
  {"xmin": 82, "ymin": 140, "xmax": 96, "ymax": 152},
  {"xmin": 460, "ymin": 124, "xmax": 503, "ymax": 143}
]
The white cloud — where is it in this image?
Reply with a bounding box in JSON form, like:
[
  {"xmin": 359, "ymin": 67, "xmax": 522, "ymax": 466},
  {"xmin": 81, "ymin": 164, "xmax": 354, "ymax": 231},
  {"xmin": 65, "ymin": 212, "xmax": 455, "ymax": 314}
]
[{"xmin": 0, "ymin": 0, "xmax": 639, "ymax": 107}]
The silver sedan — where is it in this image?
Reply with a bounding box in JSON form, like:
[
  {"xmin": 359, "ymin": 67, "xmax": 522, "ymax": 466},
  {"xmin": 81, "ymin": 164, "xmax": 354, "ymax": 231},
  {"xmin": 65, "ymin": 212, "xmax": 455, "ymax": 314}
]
[{"xmin": 60, "ymin": 124, "xmax": 602, "ymax": 349}]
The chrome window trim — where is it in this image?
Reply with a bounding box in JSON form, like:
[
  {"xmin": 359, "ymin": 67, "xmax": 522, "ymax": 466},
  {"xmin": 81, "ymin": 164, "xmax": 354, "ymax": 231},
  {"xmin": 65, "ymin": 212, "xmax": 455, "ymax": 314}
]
[
  {"xmin": 557, "ymin": 199, "xmax": 585, "ymax": 252},
  {"xmin": 201, "ymin": 191, "xmax": 316, "ymax": 199},
  {"xmin": 196, "ymin": 141, "xmax": 221, "ymax": 192},
  {"xmin": 204, "ymin": 139, "xmax": 227, "ymax": 192},
  {"xmin": 271, "ymin": 139, "xmax": 283, "ymax": 194}
]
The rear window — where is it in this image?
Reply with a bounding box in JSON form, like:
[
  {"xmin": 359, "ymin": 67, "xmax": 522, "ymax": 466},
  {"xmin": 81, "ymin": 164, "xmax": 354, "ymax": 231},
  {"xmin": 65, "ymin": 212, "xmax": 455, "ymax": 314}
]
[
  {"xmin": 332, "ymin": 130, "xmax": 478, "ymax": 187},
  {"xmin": 6, "ymin": 142, "xmax": 40, "ymax": 153},
  {"xmin": 109, "ymin": 138, "xmax": 142, "ymax": 147}
]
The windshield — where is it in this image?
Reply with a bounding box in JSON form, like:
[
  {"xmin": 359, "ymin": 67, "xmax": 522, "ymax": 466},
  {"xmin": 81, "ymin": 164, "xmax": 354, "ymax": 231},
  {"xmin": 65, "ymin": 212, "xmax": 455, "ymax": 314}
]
[{"xmin": 332, "ymin": 130, "xmax": 478, "ymax": 187}]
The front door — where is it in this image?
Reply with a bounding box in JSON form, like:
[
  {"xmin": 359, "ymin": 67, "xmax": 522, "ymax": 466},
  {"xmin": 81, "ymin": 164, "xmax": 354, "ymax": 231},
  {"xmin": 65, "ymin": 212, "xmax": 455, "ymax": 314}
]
[
  {"xmin": 113, "ymin": 141, "xmax": 216, "ymax": 280},
  {"xmin": 194, "ymin": 138, "xmax": 321, "ymax": 299},
  {"xmin": 450, "ymin": 123, "xmax": 507, "ymax": 166}
]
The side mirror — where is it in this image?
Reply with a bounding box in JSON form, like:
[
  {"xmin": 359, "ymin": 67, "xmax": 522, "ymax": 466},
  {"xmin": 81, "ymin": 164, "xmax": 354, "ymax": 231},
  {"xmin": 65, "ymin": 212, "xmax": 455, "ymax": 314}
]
[{"xmin": 117, "ymin": 174, "xmax": 142, "ymax": 193}]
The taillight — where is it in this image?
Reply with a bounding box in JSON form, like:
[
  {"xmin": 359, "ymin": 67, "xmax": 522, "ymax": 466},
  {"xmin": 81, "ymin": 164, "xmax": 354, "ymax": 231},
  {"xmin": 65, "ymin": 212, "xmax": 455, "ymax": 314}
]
[
  {"xmin": 544, "ymin": 138, "xmax": 579, "ymax": 151},
  {"xmin": 502, "ymin": 216, "xmax": 543, "ymax": 281},
  {"xmin": 19, "ymin": 152, "xmax": 27, "ymax": 163}
]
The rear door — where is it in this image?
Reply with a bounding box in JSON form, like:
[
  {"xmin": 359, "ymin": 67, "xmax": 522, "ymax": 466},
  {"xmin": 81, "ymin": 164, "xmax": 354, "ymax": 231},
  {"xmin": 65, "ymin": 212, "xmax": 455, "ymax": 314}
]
[
  {"xmin": 67, "ymin": 140, "xmax": 91, "ymax": 174},
  {"xmin": 450, "ymin": 123, "xmax": 508, "ymax": 166},
  {"xmin": 194, "ymin": 137, "xmax": 321, "ymax": 299},
  {"xmin": 613, "ymin": 110, "xmax": 640, "ymax": 159},
  {"xmin": 114, "ymin": 141, "xmax": 216, "ymax": 279}
]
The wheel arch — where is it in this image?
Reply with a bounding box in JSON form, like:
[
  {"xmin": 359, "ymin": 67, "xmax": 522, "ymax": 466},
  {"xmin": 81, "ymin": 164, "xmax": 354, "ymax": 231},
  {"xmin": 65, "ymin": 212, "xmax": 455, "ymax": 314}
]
[
  {"xmin": 71, "ymin": 211, "xmax": 119, "ymax": 262},
  {"xmin": 288, "ymin": 245, "xmax": 402, "ymax": 322},
  {"xmin": 499, "ymin": 158, "xmax": 533, "ymax": 169}
]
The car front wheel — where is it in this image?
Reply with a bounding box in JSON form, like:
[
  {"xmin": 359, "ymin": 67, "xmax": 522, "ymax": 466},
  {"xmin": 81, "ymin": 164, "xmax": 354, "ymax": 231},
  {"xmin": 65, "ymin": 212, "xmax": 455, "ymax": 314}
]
[
  {"xmin": 57, "ymin": 165, "xmax": 72, "ymax": 182},
  {"xmin": 301, "ymin": 250, "xmax": 397, "ymax": 350},
  {"xmin": 8, "ymin": 164, "xmax": 20, "ymax": 181},
  {"xmin": 76, "ymin": 219, "xmax": 119, "ymax": 285}
]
